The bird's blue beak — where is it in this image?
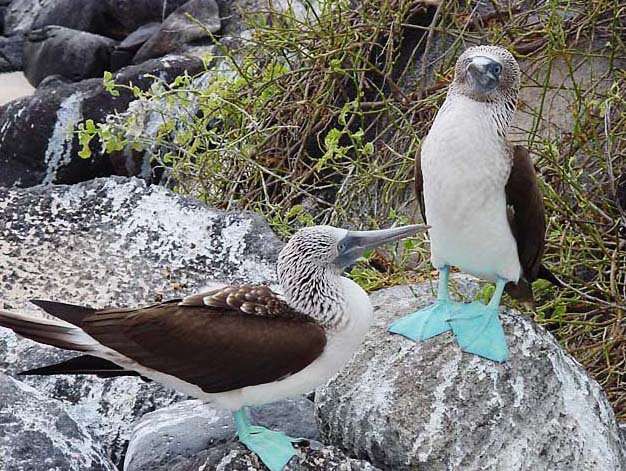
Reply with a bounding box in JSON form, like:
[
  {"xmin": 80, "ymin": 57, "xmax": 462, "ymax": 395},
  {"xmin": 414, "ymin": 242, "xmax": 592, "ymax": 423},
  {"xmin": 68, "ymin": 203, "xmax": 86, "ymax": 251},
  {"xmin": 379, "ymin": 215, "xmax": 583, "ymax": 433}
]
[
  {"xmin": 468, "ymin": 56, "xmax": 502, "ymax": 92},
  {"xmin": 334, "ymin": 224, "xmax": 429, "ymax": 268}
]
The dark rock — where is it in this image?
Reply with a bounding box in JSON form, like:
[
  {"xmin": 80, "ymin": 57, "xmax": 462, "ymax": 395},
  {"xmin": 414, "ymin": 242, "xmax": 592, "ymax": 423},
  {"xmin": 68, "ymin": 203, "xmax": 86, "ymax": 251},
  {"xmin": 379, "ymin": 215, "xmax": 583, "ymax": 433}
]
[
  {"xmin": 106, "ymin": 0, "xmax": 188, "ymax": 38},
  {"xmin": 0, "ymin": 33, "xmax": 24, "ymax": 72},
  {"xmin": 4, "ymin": 0, "xmax": 44, "ymax": 34},
  {"xmin": 0, "ymin": 54, "xmax": 204, "ymax": 188},
  {"xmin": 0, "ymin": 373, "xmax": 117, "ymax": 471},
  {"xmin": 110, "ymin": 22, "xmax": 161, "ymax": 71},
  {"xmin": 124, "ymin": 398, "xmax": 319, "ymax": 470},
  {"xmin": 316, "ymin": 280, "xmax": 626, "ymax": 470},
  {"xmin": 179, "ymin": 444, "xmax": 382, "ymax": 470},
  {"xmin": 134, "ymin": 0, "xmax": 221, "ymax": 64},
  {"xmin": 25, "ymin": 0, "xmax": 187, "ymax": 40},
  {"xmin": 24, "ymin": 26, "xmax": 117, "ymax": 86},
  {"xmin": 0, "ymin": 176, "xmax": 283, "ymax": 466}
]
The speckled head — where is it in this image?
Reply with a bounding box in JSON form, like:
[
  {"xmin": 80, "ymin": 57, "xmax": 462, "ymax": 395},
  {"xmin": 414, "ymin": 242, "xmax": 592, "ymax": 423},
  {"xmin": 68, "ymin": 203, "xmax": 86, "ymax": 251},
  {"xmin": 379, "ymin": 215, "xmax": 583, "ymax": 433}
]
[
  {"xmin": 276, "ymin": 224, "xmax": 427, "ymax": 320},
  {"xmin": 452, "ymin": 45, "xmax": 520, "ymax": 103}
]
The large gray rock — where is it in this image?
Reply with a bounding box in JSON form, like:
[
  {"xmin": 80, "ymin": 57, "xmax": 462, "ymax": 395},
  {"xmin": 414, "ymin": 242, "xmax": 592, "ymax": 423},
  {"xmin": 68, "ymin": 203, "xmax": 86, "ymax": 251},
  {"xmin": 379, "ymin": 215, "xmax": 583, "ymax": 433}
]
[
  {"xmin": 0, "ymin": 176, "xmax": 283, "ymax": 466},
  {"xmin": 124, "ymin": 398, "xmax": 320, "ymax": 470},
  {"xmin": 316, "ymin": 281, "xmax": 626, "ymax": 471},
  {"xmin": 134, "ymin": 0, "xmax": 221, "ymax": 64},
  {"xmin": 23, "ymin": 26, "xmax": 118, "ymax": 86},
  {"xmin": 0, "ymin": 373, "xmax": 116, "ymax": 470}
]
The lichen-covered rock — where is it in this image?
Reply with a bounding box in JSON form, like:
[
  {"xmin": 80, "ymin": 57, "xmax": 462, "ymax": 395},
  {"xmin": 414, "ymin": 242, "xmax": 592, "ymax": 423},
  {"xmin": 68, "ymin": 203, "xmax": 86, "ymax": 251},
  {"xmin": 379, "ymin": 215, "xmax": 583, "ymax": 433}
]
[
  {"xmin": 0, "ymin": 373, "xmax": 116, "ymax": 471},
  {"xmin": 0, "ymin": 176, "xmax": 283, "ymax": 466},
  {"xmin": 124, "ymin": 398, "xmax": 319, "ymax": 470},
  {"xmin": 0, "ymin": 55, "xmax": 204, "ymax": 187},
  {"xmin": 315, "ymin": 281, "xmax": 626, "ymax": 471},
  {"xmin": 133, "ymin": 0, "xmax": 221, "ymax": 64},
  {"xmin": 23, "ymin": 26, "xmax": 118, "ymax": 86},
  {"xmin": 3, "ymin": 0, "xmax": 45, "ymax": 34}
]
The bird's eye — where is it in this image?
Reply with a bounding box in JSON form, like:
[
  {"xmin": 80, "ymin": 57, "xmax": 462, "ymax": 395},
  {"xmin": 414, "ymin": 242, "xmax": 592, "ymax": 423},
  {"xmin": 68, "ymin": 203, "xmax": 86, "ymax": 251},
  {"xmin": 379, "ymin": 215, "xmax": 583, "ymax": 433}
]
[
  {"xmin": 338, "ymin": 243, "xmax": 346, "ymax": 252},
  {"xmin": 493, "ymin": 64, "xmax": 502, "ymax": 74}
]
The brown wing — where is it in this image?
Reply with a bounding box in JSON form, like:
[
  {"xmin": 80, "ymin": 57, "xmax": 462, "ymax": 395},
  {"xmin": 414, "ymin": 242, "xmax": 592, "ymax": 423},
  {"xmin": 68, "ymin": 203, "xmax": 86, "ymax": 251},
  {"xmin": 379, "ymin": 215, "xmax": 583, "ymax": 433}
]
[
  {"xmin": 414, "ymin": 146, "xmax": 427, "ymax": 224},
  {"xmin": 80, "ymin": 285, "xmax": 326, "ymax": 393},
  {"xmin": 505, "ymin": 145, "xmax": 547, "ymax": 301}
]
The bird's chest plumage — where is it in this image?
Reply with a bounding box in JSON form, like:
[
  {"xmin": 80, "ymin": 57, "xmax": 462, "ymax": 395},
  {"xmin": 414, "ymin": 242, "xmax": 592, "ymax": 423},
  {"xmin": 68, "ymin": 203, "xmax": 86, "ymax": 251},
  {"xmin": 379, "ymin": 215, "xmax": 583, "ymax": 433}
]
[{"xmin": 421, "ymin": 97, "xmax": 520, "ymax": 282}]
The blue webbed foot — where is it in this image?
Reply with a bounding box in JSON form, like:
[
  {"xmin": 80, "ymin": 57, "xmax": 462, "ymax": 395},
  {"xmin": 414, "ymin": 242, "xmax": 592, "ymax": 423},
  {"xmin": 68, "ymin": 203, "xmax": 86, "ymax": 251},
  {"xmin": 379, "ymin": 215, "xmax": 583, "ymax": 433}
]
[
  {"xmin": 234, "ymin": 409, "xmax": 299, "ymax": 471},
  {"xmin": 388, "ymin": 299, "xmax": 458, "ymax": 341},
  {"xmin": 448, "ymin": 301, "xmax": 508, "ymax": 363}
]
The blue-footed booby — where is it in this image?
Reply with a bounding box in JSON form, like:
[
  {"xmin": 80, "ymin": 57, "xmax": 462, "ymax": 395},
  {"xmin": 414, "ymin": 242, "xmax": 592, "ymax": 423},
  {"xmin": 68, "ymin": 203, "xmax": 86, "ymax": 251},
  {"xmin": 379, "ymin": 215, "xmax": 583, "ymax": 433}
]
[
  {"xmin": 389, "ymin": 45, "xmax": 559, "ymax": 362},
  {"xmin": 0, "ymin": 223, "xmax": 426, "ymax": 471}
]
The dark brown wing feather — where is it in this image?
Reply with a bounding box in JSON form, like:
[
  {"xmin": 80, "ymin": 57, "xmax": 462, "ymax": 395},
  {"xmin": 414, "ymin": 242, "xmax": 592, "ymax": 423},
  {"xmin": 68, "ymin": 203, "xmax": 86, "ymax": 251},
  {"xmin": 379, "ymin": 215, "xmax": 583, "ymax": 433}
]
[
  {"xmin": 75, "ymin": 285, "xmax": 327, "ymax": 393},
  {"xmin": 414, "ymin": 146, "xmax": 427, "ymax": 224},
  {"xmin": 505, "ymin": 145, "xmax": 550, "ymax": 301}
]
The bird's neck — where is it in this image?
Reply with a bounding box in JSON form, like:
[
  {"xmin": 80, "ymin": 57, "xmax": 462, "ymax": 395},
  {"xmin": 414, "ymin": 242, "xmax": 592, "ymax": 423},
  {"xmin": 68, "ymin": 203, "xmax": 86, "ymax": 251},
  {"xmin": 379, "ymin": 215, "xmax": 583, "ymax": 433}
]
[
  {"xmin": 443, "ymin": 88, "xmax": 517, "ymax": 139},
  {"xmin": 278, "ymin": 265, "xmax": 347, "ymax": 328}
]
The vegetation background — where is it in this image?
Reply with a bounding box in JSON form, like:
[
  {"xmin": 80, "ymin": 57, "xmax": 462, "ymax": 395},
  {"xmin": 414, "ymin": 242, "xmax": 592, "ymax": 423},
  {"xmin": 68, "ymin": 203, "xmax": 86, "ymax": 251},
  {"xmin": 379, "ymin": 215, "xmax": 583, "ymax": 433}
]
[{"xmin": 79, "ymin": 0, "xmax": 626, "ymax": 419}]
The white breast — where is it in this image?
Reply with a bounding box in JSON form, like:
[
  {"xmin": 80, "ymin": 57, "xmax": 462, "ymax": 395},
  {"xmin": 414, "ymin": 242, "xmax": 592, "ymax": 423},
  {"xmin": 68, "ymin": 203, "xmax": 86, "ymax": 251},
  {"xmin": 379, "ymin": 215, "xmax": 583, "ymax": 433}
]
[{"xmin": 422, "ymin": 95, "xmax": 521, "ymax": 282}]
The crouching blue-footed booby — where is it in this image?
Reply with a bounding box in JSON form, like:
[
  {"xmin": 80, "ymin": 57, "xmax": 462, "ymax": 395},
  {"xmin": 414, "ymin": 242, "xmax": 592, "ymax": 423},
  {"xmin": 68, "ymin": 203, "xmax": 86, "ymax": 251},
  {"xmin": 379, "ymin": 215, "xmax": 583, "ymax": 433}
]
[
  {"xmin": 0, "ymin": 223, "xmax": 426, "ymax": 471},
  {"xmin": 389, "ymin": 45, "xmax": 559, "ymax": 362}
]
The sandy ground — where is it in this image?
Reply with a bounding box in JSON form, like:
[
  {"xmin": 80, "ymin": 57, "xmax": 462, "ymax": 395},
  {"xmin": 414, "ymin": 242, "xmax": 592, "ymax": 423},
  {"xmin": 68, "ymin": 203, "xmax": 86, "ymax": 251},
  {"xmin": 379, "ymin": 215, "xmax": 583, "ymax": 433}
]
[{"xmin": 0, "ymin": 72, "xmax": 35, "ymax": 106}]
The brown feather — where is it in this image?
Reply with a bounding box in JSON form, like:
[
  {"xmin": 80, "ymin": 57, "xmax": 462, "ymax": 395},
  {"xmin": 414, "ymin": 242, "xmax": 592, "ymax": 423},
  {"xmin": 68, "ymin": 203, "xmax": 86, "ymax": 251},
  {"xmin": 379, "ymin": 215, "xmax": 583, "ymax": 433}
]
[
  {"xmin": 414, "ymin": 146, "xmax": 427, "ymax": 224},
  {"xmin": 504, "ymin": 145, "xmax": 552, "ymax": 302},
  {"xmin": 72, "ymin": 285, "xmax": 327, "ymax": 393}
]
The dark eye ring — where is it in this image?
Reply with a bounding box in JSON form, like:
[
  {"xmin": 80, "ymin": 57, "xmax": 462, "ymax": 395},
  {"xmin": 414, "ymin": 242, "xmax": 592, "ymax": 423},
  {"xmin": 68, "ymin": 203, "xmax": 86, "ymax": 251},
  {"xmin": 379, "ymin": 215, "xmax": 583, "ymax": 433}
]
[{"xmin": 493, "ymin": 63, "xmax": 502, "ymax": 74}]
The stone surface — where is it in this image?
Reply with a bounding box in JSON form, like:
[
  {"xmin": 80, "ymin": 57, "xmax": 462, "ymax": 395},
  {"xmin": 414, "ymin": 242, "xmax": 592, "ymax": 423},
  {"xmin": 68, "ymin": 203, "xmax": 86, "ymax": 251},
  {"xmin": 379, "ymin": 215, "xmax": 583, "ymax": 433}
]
[
  {"xmin": 24, "ymin": 26, "xmax": 117, "ymax": 86},
  {"xmin": 110, "ymin": 22, "xmax": 161, "ymax": 71},
  {"xmin": 0, "ymin": 33, "xmax": 24, "ymax": 72},
  {"xmin": 0, "ymin": 176, "xmax": 283, "ymax": 466},
  {"xmin": 0, "ymin": 373, "xmax": 116, "ymax": 470},
  {"xmin": 182, "ymin": 444, "xmax": 381, "ymax": 470},
  {"xmin": 0, "ymin": 54, "xmax": 204, "ymax": 187},
  {"xmin": 315, "ymin": 280, "xmax": 626, "ymax": 471},
  {"xmin": 4, "ymin": 0, "xmax": 45, "ymax": 34},
  {"xmin": 134, "ymin": 0, "xmax": 221, "ymax": 64},
  {"xmin": 124, "ymin": 397, "xmax": 319, "ymax": 470}
]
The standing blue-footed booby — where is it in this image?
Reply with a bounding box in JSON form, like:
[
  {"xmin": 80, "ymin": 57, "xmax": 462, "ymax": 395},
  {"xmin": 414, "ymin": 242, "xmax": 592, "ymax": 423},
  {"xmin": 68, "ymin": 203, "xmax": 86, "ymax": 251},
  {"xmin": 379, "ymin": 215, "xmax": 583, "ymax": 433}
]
[
  {"xmin": 389, "ymin": 45, "xmax": 559, "ymax": 362},
  {"xmin": 0, "ymin": 223, "xmax": 426, "ymax": 471}
]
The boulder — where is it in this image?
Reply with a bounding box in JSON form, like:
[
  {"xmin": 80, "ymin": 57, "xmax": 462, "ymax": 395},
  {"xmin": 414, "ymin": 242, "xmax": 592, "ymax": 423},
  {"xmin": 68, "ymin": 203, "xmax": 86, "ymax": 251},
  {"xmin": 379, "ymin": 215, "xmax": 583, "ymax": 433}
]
[
  {"xmin": 124, "ymin": 398, "xmax": 320, "ymax": 470},
  {"xmin": 0, "ymin": 373, "xmax": 116, "ymax": 470},
  {"xmin": 0, "ymin": 33, "xmax": 24, "ymax": 72},
  {"xmin": 106, "ymin": 0, "xmax": 188, "ymax": 38},
  {"xmin": 3, "ymin": 0, "xmax": 44, "ymax": 34},
  {"xmin": 0, "ymin": 176, "xmax": 283, "ymax": 466},
  {"xmin": 24, "ymin": 26, "xmax": 117, "ymax": 86},
  {"xmin": 24, "ymin": 0, "xmax": 187, "ymax": 40},
  {"xmin": 0, "ymin": 54, "xmax": 204, "ymax": 187},
  {"xmin": 110, "ymin": 22, "xmax": 161, "ymax": 71},
  {"xmin": 316, "ymin": 281, "xmax": 626, "ymax": 471},
  {"xmin": 134, "ymin": 0, "xmax": 221, "ymax": 64}
]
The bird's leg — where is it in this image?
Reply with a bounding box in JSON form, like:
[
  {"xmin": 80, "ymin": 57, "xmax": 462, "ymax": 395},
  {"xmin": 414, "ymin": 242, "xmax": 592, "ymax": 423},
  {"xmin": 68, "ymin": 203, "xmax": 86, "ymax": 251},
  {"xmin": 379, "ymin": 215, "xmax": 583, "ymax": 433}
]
[
  {"xmin": 388, "ymin": 266, "xmax": 457, "ymax": 341},
  {"xmin": 448, "ymin": 278, "xmax": 509, "ymax": 363},
  {"xmin": 233, "ymin": 407, "xmax": 299, "ymax": 471}
]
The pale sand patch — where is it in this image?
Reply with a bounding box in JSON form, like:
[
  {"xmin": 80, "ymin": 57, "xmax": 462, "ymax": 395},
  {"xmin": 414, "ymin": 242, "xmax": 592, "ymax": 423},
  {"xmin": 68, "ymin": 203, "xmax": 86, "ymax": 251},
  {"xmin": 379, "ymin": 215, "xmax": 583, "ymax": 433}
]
[{"xmin": 0, "ymin": 72, "xmax": 35, "ymax": 106}]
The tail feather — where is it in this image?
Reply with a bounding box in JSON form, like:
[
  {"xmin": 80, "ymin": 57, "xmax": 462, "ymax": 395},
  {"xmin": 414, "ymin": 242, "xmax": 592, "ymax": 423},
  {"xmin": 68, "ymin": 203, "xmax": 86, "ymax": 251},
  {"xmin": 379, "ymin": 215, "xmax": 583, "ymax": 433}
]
[
  {"xmin": 538, "ymin": 264, "xmax": 563, "ymax": 288},
  {"xmin": 0, "ymin": 309, "xmax": 94, "ymax": 352},
  {"xmin": 18, "ymin": 355, "xmax": 142, "ymax": 378},
  {"xmin": 30, "ymin": 300, "xmax": 96, "ymax": 327}
]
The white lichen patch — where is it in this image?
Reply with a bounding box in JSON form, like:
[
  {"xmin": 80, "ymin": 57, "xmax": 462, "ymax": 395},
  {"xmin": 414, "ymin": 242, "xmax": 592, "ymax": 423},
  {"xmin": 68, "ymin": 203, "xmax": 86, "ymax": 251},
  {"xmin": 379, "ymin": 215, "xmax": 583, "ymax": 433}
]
[{"xmin": 42, "ymin": 91, "xmax": 85, "ymax": 185}]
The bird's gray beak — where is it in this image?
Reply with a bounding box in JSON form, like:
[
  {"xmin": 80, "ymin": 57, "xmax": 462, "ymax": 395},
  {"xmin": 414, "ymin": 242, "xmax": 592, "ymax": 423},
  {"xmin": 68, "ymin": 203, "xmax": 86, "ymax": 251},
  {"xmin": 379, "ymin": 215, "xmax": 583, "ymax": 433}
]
[
  {"xmin": 467, "ymin": 56, "xmax": 502, "ymax": 91},
  {"xmin": 334, "ymin": 224, "xmax": 429, "ymax": 268}
]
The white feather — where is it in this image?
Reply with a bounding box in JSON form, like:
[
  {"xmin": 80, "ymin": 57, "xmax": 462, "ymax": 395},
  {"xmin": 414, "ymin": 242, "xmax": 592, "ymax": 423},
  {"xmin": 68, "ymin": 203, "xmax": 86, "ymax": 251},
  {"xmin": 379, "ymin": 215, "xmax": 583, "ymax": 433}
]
[{"xmin": 422, "ymin": 94, "xmax": 521, "ymax": 282}]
